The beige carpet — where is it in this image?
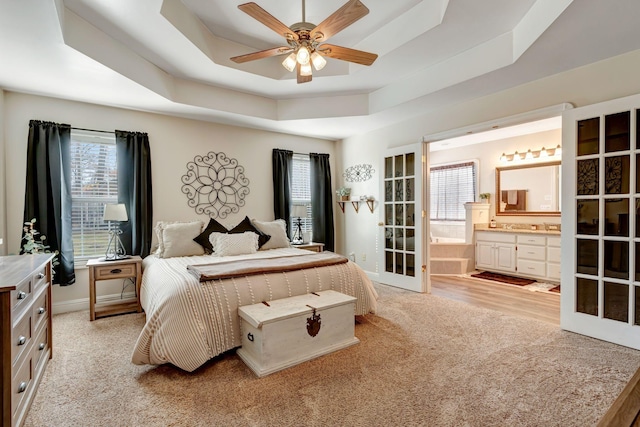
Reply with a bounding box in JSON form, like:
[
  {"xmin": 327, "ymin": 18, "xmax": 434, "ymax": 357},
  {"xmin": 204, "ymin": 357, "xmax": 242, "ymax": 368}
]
[{"xmin": 25, "ymin": 283, "xmax": 640, "ymax": 427}]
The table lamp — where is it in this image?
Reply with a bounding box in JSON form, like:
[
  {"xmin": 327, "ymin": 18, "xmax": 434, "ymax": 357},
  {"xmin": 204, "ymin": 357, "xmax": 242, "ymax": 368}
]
[
  {"xmin": 291, "ymin": 205, "xmax": 308, "ymax": 245},
  {"xmin": 103, "ymin": 203, "xmax": 129, "ymax": 261}
]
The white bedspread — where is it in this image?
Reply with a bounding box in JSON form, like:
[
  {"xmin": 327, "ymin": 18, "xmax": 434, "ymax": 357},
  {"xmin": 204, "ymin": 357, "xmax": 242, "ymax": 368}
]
[{"xmin": 131, "ymin": 248, "xmax": 378, "ymax": 371}]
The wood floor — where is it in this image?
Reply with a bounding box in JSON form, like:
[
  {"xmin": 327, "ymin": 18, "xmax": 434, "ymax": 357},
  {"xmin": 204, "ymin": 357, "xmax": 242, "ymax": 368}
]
[{"xmin": 430, "ymin": 274, "xmax": 560, "ymax": 325}]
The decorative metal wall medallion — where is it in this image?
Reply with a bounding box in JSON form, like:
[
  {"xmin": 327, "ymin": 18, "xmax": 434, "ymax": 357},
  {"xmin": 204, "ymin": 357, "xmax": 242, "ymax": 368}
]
[
  {"xmin": 343, "ymin": 164, "xmax": 374, "ymax": 182},
  {"xmin": 181, "ymin": 152, "xmax": 250, "ymax": 219}
]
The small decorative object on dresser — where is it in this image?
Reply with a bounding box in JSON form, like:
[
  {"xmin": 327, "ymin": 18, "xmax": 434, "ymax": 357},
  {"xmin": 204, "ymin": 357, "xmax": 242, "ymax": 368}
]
[
  {"xmin": 1, "ymin": 254, "xmax": 54, "ymax": 427},
  {"xmin": 87, "ymin": 255, "xmax": 142, "ymax": 321}
]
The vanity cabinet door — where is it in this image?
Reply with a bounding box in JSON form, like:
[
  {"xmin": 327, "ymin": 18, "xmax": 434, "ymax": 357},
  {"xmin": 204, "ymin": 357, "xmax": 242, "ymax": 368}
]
[
  {"xmin": 475, "ymin": 242, "xmax": 495, "ymax": 270},
  {"xmin": 495, "ymin": 244, "xmax": 516, "ymax": 272}
]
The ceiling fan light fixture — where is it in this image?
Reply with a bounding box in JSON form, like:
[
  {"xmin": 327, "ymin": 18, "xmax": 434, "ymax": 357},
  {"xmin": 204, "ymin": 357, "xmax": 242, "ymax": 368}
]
[
  {"xmin": 296, "ymin": 46, "xmax": 311, "ymax": 65},
  {"xmin": 300, "ymin": 62, "xmax": 313, "ymax": 76},
  {"xmin": 311, "ymin": 51, "xmax": 327, "ymax": 70},
  {"xmin": 282, "ymin": 52, "xmax": 297, "ymax": 72}
]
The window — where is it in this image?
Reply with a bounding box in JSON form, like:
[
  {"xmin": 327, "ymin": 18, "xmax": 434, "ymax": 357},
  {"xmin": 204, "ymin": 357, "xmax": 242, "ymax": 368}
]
[
  {"xmin": 291, "ymin": 154, "xmax": 312, "ymax": 234},
  {"xmin": 430, "ymin": 161, "xmax": 477, "ymax": 221},
  {"xmin": 70, "ymin": 130, "xmax": 118, "ymax": 258}
]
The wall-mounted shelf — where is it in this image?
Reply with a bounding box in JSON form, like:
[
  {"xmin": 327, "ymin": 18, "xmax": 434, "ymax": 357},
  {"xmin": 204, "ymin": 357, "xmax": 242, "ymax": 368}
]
[{"xmin": 337, "ymin": 198, "xmax": 375, "ymax": 213}]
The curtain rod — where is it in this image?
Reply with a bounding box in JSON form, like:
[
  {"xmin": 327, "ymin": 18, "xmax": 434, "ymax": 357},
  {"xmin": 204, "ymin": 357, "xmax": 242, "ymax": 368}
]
[{"xmin": 71, "ymin": 126, "xmax": 114, "ymax": 134}]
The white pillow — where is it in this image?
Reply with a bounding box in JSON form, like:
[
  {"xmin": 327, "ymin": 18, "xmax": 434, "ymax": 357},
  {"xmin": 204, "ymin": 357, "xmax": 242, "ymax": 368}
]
[
  {"xmin": 209, "ymin": 231, "xmax": 258, "ymax": 257},
  {"xmin": 251, "ymin": 219, "xmax": 291, "ymax": 250},
  {"xmin": 155, "ymin": 221, "xmax": 204, "ymax": 258}
]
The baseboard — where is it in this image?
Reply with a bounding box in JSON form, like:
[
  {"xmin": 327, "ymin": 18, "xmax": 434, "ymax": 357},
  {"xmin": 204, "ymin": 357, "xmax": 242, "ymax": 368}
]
[
  {"xmin": 364, "ymin": 271, "xmax": 379, "ymax": 281},
  {"xmin": 52, "ymin": 292, "xmax": 137, "ymax": 315}
]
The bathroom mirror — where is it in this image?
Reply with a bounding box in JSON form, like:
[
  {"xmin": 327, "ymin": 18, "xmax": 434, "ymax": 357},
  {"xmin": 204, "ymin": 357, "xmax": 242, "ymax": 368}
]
[{"xmin": 495, "ymin": 161, "xmax": 561, "ymax": 216}]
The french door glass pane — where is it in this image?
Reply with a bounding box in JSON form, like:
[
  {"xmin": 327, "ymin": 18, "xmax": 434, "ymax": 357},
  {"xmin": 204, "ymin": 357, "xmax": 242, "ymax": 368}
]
[
  {"xmin": 385, "ymin": 157, "xmax": 393, "ymax": 179},
  {"xmin": 395, "ymin": 252, "xmax": 404, "ymax": 274},
  {"xmin": 385, "ymin": 228, "xmax": 393, "ymax": 249},
  {"xmin": 395, "ymin": 180, "xmax": 404, "ymax": 202},
  {"xmin": 385, "ymin": 251, "xmax": 393, "ymax": 272},
  {"xmin": 406, "ymin": 153, "xmax": 415, "ymax": 176},
  {"xmin": 395, "ymin": 156, "xmax": 403, "ymax": 177},
  {"xmin": 395, "ymin": 204, "xmax": 404, "ymax": 226},
  {"xmin": 577, "ymin": 159, "xmax": 599, "ymax": 195},
  {"xmin": 406, "ymin": 229, "xmax": 415, "ymax": 251},
  {"xmin": 385, "ymin": 181, "xmax": 393, "ymax": 202},
  {"xmin": 576, "ymin": 277, "xmax": 598, "ymax": 316},
  {"xmin": 604, "ymin": 281, "xmax": 629, "ymax": 322},
  {"xmin": 406, "ymin": 178, "xmax": 414, "ymax": 201},
  {"xmin": 636, "ymin": 242, "xmax": 640, "ymax": 281},
  {"xmin": 577, "ymin": 199, "xmax": 599, "ymax": 235},
  {"xmin": 604, "ymin": 156, "xmax": 630, "ymax": 194},
  {"xmin": 577, "ymin": 239, "xmax": 598, "ymax": 275},
  {"xmin": 406, "ymin": 204, "xmax": 415, "ymax": 226},
  {"xmin": 406, "ymin": 254, "xmax": 415, "ymax": 277},
  {"xmin": 603, "ymin": 240, "xmax": 629, "ymax": 280},
  {"xmin": 604, "ymin": 199, "xmax": 629, "ymax": 237},
  {"xmin": 578, "ymin": 117, "xmax": 600, "ymax": 156},
  {"xmin": 635, "ymin": 286, "xmax": 640, "ymax": 325},
  {"xmin": 396, "ymin": 228, "xmax": 404, "ymax": 250},
  {"xmin": 605, "ymin": 111, "xmax": 630, "ymax": 153}
]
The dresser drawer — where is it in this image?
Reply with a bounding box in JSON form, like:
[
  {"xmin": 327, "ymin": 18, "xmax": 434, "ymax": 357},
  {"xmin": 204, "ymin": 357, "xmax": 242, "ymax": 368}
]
[
  {"xmin": 517, "ymin": 259, "xmax": 546, "ymax": 277},
  {"xmin": 32, "ymin": 286, "xmax": 49, "ymax": 334},
  {"xmin": 547, "ymin": 236, "xmax": 561, "ymax": 247},
  {"xmin": 476, "ymin": 231, "xmax": 516, "ymax": 243},
  {"xmin": 94, "ymin": 263, "xmax": 137, "ymax": 280},
  {"xmin": 12, "ymin": 312, "xmax": 32, "ymax": 367},
  {"xmin": 547, "ymin": 246, "xmax": 561, "ymax": 261},
  {"xmin": 518, "ymin": 245, "xmax": 546, "ymax": 261},
  {"xmin": 32, "ymin": 323, "xmax": 49, "ymax": 372},
  {"xmin": 11, "ymin": 278, "xmax": 32, "ymax": 315},
  {"xmin": 11, "ymin": 353, "xmax": 33, "ymax": 419},
  {"xmin": 517, "ymin": 235, "xmax": 546, "ymax": 246},
  {"xmin": 32, "ymin": 264, "xmax": 48, "ymax": 292}
]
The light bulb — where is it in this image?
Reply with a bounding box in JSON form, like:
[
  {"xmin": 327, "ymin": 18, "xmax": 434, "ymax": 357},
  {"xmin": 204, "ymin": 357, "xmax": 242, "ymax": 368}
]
[
  {"xmin": 300, "ymin": 62, "xmax": 312, "ymax": 76},
  {"xmin": 540, "ymin": 147, "xmax": 548, "ymax": 157},
  {"xmin": 311, "ymin": 51, "xmax": 327, "ymax": 70},
  {"xmin": 513, "ymin": 151, "xmax": 520, "ymax": 161},
  {"xmin": 296, "ymin": 46, "xmax": 310, "ymax": 65},
  {"xmin": 525, "ymin": 149, "xmax": 533, "ymax": 160},
  {"xmin": 282, "ymin": 53, "xmax": 296, "ymax": 72},
  {"xmin": 555, "ymin": 144, "xmax": 562, "ymax": 157},
  {"xmin": 500, "ymin": 153, "xmax": 507, "ymax": 162}
]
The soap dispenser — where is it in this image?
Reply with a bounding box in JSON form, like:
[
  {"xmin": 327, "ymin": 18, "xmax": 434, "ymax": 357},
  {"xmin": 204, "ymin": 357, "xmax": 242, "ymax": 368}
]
[{"xmin": 489, "ymin": 217, "xmax": 497, "ymax": 228}]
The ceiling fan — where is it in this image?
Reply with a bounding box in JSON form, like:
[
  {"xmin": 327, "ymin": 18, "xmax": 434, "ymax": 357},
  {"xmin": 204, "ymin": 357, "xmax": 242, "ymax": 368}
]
[{"xmin": 230, "ymin": 0, "xmax": 378, "ymax": 84}]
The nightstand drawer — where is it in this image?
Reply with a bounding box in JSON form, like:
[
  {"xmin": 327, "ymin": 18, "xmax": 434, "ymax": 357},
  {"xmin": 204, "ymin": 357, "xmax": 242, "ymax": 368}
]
[
  {"xmin": 11, "ymin": 278, "xmax": 32, "ymax": 315},
  {"xmin": 12, "ymin": 353, "xmax": 33, "ymax": 419},
  {"xmin": 32, "ymin": 323, "xmax": 49, "ymax": 372},
  {"xmin": 32, "ymin": 265, "xmax": 48, "ymax": 292},
  {"xmin": 94, "ymin": 263, "xmax": 137, "ymax": 280},
  {"xmin": 32, "ymin": 287, "xmax": 49, "ymax": 333}
]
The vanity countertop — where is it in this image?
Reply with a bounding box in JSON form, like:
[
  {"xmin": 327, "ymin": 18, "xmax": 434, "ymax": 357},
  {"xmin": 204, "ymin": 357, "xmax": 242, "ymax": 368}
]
[{"xmin": 475, "ymin": 224, "xmax": 561, "ymax": 236}]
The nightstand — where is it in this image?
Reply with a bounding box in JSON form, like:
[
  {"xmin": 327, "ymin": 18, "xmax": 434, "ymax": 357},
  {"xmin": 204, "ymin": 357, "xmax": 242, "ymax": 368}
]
[
  {"xmin": 87, "ymin": 256, "xmax": 142, "ymax": 321},
  {"xmin": 294, "ymin": 242, "xmax": 325, "ymax": 253}
]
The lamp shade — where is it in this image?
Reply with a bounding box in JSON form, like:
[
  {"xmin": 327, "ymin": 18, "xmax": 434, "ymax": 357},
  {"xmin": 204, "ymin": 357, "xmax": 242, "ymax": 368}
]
[
  {"xmin": 103, "ymin": 203, "xmax": 128, "ymax": 222},
  {"xmin": 292, "ymin": 205, "xmax": 308, "ymax": 218}
]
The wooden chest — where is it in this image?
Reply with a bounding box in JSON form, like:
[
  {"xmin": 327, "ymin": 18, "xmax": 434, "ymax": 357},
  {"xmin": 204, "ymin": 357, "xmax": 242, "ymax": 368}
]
[{"xmin": 237, "ymin": 290, "xmax": 359, "ymax": 377}]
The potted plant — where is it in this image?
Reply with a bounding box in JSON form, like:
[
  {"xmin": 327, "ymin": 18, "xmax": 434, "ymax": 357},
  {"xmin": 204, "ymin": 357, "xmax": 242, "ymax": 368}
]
[
  {"xmin": 336, "ymin": 187, "xmax": 351, "ymax": 201},
  {"xmin": 479, "ymin": 193, "xmax": 491, "ymax": 203}
]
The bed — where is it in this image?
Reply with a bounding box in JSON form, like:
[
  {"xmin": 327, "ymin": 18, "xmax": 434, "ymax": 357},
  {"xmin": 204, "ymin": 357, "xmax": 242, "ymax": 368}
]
[{"xmin": 131, "ymin": 245, "xmax": 378, "ymax": 372}]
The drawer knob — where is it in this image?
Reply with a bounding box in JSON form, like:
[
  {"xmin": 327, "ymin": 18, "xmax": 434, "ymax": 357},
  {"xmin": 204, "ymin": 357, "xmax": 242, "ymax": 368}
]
[
  {"xmin": 39, "ymin": 343, "xmax": 46, "ymax": 351},
  {"xmin": 38, "ymin": 307, "xmax": 45, "ymax": 315},
  {"xmin": 17, "ymin": 291, "xmax": 27, "ymax": 300},
  {"xmin": 110, "ymin": 268, "xmax": 122, "ymax": 274},
  {"xmin": 37, "ymin": 272, "xmax": 45, "ymax": 279},
  {"xmin": 17, "ymin": 336, "xmax": 26, "ymax": 346},
  {"xmin": 18, "ymin": 382, "xmax": 27, "ymax": 393}
]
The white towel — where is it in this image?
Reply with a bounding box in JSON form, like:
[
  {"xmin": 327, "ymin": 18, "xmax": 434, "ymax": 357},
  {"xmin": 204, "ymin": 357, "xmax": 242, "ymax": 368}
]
[{"xmin": 507, "ymin": 190, "xmax": 518, "ymax": 205}]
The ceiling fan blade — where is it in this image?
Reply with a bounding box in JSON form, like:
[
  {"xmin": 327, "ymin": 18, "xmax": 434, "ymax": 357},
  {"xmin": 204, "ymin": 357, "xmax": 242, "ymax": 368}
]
[
  {"xmin": 311, "ymin": 0, "xmax": 369, "ymax": 42},
  {"xmin": 238, "ymin": 3, "xmax": 298, "ymax": 41},
  {"xmin": 297, "ymin": 63, "xmax": 312, "ymax": 84},
  {"xmin": 318, "ymin": 44, "xmax": 378, "ymax": 66},
  {"xmin": 230, "ymin": 46, "xmax": 293, "ymax": 63}
]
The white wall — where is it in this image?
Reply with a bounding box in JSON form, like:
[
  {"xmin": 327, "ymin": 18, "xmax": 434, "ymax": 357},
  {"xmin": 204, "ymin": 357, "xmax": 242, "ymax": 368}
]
[
  {"xmin": 0, "ymin": 89, "xmax": 5, "ymax": 256},
  {"xmin": 3, "ymin": 92, "xmax": 335, "ymax": 311},
  {"xmin": 337, "ymin": 49, "xmax": 640, "ymax": 276}
]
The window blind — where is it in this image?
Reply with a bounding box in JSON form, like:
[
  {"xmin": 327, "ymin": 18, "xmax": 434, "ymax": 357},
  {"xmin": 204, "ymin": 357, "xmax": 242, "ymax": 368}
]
[
  {"xmin": 70, "ymin": 130, "xmax": 118, "ymax": 257},
  {"xmin": 430, "ymin": 161, "xmax": 477, "ymax": 221},
  {"xmin": 291, "ymin": 154, "xmax": 312, "ymax": 233}
]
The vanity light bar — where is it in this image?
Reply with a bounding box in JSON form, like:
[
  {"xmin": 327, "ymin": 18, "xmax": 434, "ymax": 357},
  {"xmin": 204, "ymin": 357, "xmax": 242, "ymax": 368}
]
[{"xmin": 500, "ymin": 145, "xmax": 561, "ymax": 162}]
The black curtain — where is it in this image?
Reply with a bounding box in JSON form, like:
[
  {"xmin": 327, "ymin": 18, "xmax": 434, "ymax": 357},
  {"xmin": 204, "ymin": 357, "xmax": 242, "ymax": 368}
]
[
  {"xmin": 310, "ymin": 153, "xmax": 334, "ymax": 252},
  {"xmin": 116, "ymin": 130, "xmax": 153, "ymax": 258},
  {"xmin": 22, "ymin": 120, "xmax": 75, "ymax": 285},
  {"xmin": 272, "ymin": 149, "xmax": 293, "ymax": 237}
]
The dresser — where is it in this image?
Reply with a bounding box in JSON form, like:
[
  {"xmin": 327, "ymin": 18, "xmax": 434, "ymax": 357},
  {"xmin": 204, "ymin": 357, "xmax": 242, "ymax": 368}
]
[{"xmin": 1, "ymin": 254, "xmax": 54, "ymax": 427}]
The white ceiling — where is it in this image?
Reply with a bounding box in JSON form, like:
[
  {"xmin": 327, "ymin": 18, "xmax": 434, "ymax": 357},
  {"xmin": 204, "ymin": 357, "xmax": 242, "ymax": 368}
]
[{"xmin": 2, "ymin": 0, "xmax": 640, "ymax": 140}]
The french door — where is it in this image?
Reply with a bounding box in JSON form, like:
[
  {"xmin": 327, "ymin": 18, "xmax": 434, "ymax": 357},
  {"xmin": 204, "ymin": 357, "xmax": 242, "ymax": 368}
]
[
  {"xmin": 562, "ymin": 93, "xmax": 640, "ymax": 350},
  {"xmin": 378, "ymin": 143, "xmax": 429, "ymax": 292}
]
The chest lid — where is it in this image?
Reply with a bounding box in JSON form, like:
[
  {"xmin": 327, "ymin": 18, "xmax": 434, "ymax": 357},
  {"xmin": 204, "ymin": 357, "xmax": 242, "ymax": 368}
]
[{"xmin": 238, "ymin": 290, "xmax": 356, "ymax": 329}]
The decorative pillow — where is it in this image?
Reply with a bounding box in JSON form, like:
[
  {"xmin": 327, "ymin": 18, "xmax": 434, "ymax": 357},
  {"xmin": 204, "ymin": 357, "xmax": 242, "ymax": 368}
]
[
  {"xmin": 193, "ymin": 217, "xmax": 228, "ymax": 253},
  {"xmin": 251, "ymin": 219, "xmax": 291, "ymax": 250},
  {"xmin": 229, "ymin": 216, "xmax": 271, "ymax": 248},
  {"xmin": 155, "ymin": 221, "xmax": 204, "ymax": 258},
  {"xmin": 209, "ymin": 231, "xmax": 258, "ymax": 257}
]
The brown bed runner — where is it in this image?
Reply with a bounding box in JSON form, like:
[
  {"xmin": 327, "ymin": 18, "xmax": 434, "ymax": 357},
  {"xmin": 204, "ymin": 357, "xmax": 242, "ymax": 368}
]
[{"xmin": 187, "ymin": 252, "xmax": 349, "ymax": 282}]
